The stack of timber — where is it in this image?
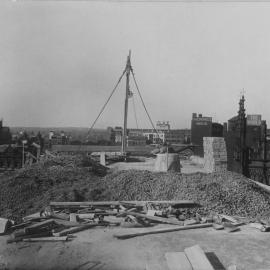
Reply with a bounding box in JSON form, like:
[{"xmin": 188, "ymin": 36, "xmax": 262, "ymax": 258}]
[{"xmin": 203, "ymin": 137, "xmax": 227, "ymax": 173}]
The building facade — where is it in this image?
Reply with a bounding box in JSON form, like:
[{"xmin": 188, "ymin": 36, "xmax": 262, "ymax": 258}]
[
  {"xmin": 0, "ymin": 120, "xmax": 12, "ymax": 145},
  {"xmin": 191, "ymin": 113, "xmax": 212, "ymax": 156}
]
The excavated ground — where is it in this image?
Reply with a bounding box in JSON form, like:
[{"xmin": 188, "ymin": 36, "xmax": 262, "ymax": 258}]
[
  {"xmin": 1, "ymin": 155, "xmax": 270, "ymax": 270},
  {"xmin": 1, "ymin": 155, "xmax": 270, "ymax": 221}
]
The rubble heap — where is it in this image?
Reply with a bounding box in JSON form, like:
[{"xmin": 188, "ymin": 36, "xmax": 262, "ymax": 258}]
[
  {"xmin": 1, "ymin": 158, "xmax": 270, "ymax": 222},
  {"xmin": 99, "ymin": 170, "xmax": 270, "ymax": 219},
  {"xmin": 0, "ymin": 155, "xmax": 107, "ymax": 221}
]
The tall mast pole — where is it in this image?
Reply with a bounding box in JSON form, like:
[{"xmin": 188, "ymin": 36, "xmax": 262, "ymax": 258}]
[{"xmin": 122, "ymin": 50, "xmax": 131, "ymax": 156}]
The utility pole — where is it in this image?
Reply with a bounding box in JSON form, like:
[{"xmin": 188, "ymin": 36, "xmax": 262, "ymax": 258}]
[{"xmin": 121, "ymin": 50, "xmax": 131, "ymax": 158}]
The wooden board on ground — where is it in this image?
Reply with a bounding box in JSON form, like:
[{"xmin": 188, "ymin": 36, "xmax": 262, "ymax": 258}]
[
  {"xmin": 184, "ymin": 245, "xmax": 215, "ymax": 270},
  {"xmin": 128, "ymin": 212, "xmax": 184, "ymax": 226},
  {"xmin": 23, "ymin": 236, "xmax": 68, "ymax": 242},
  {"xmin": 53, "ymin": 223, "xmax": 100, "ymax": 237},
  {"xmin": 219, "ymin": 214, "xmax": 238, "ymax": 224},
  {"xmin": 22, "ymin": 212, "xmax": 43, "ymax": 222},
  {"xmin": 213, "ymin": 223, "xmax": 224, "ymax": 230},
  {"xmin": 165, "ymin": 252, "xmax": 192, "ymax": 270},
  {"xmin": 24, "ymin": 219, "xmax": 55, "ymax": 234},
  {"xmin": 50, "ymin": 200, "xmax": 198, "ymax": 208},
  {"xmin": 114, "ymin": 223, "xmax": 212, "ymax": 239}
]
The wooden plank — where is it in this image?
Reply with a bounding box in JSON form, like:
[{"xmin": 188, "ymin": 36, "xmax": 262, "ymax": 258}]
[
  {"xmin": 212, "ymin": 223, "xmax": 224, "ymax": 230},
  {"xmin": 219, "ymin": 214, "xmax": 238, "ymax": 224},
  {"xmin": 128, "ymin": 212, "xmax": 184, "ymax": 226},
  {"xmin": 184, "ymin": 219, "xmax": 199, "ymax": 226},
  {"xmin": 50, "ymin": 201, "xmax": 121, "ymax": 207},
  {"xmin": 10, "ymin": 221, "xmax": 32, "ymax": 231},
  {"xmin": 222, "ymin": 222, "xmax": 240, "ymax": 233},
  {"xmin": 7, "ymin": 231, "xmax": 53, "ymax": 244},
  {"xmin": 165, "ymin": 252, "xmax": 193, "ymax": 270},
  {"xmin": 53, "ymin": 223, "xmax": 101, "ymax": 236},
  {"xmin": 114, "ymin": 223, "xmax": 212, "ymax": 239},
  {"xmin": 53, "ymin": 219, "xmax": 85, "ymax": 227},
  {"xmin": 184, "ymin": 245, "xmax": 215, "ymax": 270},
  {"xmin": 24, "ymin": 219, "xmax": 55, "ymax": 234},
  {"xmin": 22, "ymin": 212, "xmax": 44, "ymax": 222},
  {"xmin": 49, "ymin": 212, "xmax": 70, "ymax": 221},
  {"xmin": 23, "ymin": 236, "xmax": 68, "ymax": 242},
  {"xmin": 121, "ymin": 201, "xmax": 198, "ymax": 207},
  {"xmin": 50, "ymin": 200, "xmax": 197, "ymax": 208}
]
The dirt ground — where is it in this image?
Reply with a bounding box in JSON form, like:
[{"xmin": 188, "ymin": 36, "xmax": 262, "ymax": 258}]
[{"xmin": 1, "ymin": 224, "xmax": 270, "ymax": 270}]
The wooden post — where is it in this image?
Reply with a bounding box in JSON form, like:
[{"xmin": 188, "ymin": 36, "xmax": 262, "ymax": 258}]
[{"xmin": 121, "ymin": 50, "xmax": 131, "ymax": 158}]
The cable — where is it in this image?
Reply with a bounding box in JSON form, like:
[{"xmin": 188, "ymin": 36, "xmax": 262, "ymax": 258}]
[
  {"xmin": 85, "ymin": 68, "xmax": 126, "ymax": 140},
  {"xmin": 131, "ymin": 69, "xmax": 162, "ymax": 142}
]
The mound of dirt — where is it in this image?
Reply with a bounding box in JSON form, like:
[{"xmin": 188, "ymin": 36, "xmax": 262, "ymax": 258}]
[
  {"xmin": 2, "ymin": 158, "xmax": 270, "ymax": 222},
  {"xmin": 0, "ymin": 155, "xmax": 107, "ymax": 221},
  {"xmin": 98, "ymin": 170, "xmax": 270, "ymax": 219}
]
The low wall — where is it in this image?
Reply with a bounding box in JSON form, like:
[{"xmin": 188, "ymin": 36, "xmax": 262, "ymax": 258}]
[{"xmin": 154, "ymin": 153, "xmax": 181, "ymax": 172}]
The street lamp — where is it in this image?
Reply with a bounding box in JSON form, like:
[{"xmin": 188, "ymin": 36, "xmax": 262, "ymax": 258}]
[{"xmin": 22, "ymin": 140, "xmax": 27, "ymax": 168}]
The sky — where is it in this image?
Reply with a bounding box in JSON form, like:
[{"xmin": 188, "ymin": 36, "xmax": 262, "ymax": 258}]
[{"xmin": 1, "ymin": 1, "xmax": 270, "ymax": 129}]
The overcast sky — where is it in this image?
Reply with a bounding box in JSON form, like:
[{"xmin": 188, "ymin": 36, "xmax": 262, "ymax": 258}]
[{"xmin": 0, "ymin": 1, "xmax": 270, "ymax": 129}]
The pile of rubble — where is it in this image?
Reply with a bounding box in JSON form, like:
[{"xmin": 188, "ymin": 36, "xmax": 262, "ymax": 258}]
[
  {"xmin": 0, "ymin": 154, "xmax": 107, "ymax": 221},
  {"xmin": 1, "ymin": 156, "xmax": 270, "ymax": 224},
  {"xmin": 99, "ymin": 170, "xmax": 270, "ymax": 219}
]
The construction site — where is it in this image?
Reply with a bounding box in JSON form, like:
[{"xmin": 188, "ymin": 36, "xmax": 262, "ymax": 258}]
[{"xmin": 1, "ymin": 49, "xmax": 270, "ymax": 270}]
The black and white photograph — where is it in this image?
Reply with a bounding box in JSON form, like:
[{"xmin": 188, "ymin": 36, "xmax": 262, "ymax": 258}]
[{"xmin": 0, "ymin": 0, "xmax": 270, "ymax": 269}]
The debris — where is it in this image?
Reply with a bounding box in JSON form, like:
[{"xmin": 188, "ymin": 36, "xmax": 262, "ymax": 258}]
[
  {"xmin": 23, "ymin": 212, "xmax": 44, "ymax": 222},
  {"xmin": 24, "ymin": 219, "xmax": 56, "ymax": 234},
  {"xmin": 7, "ymin": 231, "xmax": 53, "ymax": 244},
  {"xmin": 127, "ymin": 212, "xmax": 185, "ymax": 226},
  {"xmin": 218, "ymin": 214, "xmax": 238, "ymax": 224},
  {"xmin": 69, "ymin": 213, "xmax": 78, "ymax": 223},
  {"xmin": 50, "ymin": 200, "xmax": 197, "ymax": 209},
  {"xmin": 212, "ymin": 223, "xmax": 224, "ymax": 230},
  {"xmin": 222, "ymin": 222, "xmax": 240, "ymax": 233},
  {"xmin": 0, "ymin": 217, "xmax": 12, "ymax": 235},
  {"xmin": 249, "ymin": 222, "xmax": 270, "ymax": 232},
  {"xmin": 121, "ymin": 215, "xmax": 145, "ymax": 228},
  {"xmin": 114, "ymin": 223, "xmax": 212, "ymax": 239},
  {"xmin": 23, "ymin": 236, "xmax": 68, "ymax": 242},
  {"xmin": 184, "ymin": 219, "xmax": 199, "ymax": 226},
  {"xmin": 53, "ymin": 219, "xmax": 83, "ymax": 227},
  {"xmin": 53, "ymin": 223, "xmax": 101, "ymax": 237},
  {"xmin": 77, "ymin": 213, "xmax": 95, "ymax": 220},
  {"xmin": 184, "ymin": 245, "xmax": 215, "ymax": 270}
]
